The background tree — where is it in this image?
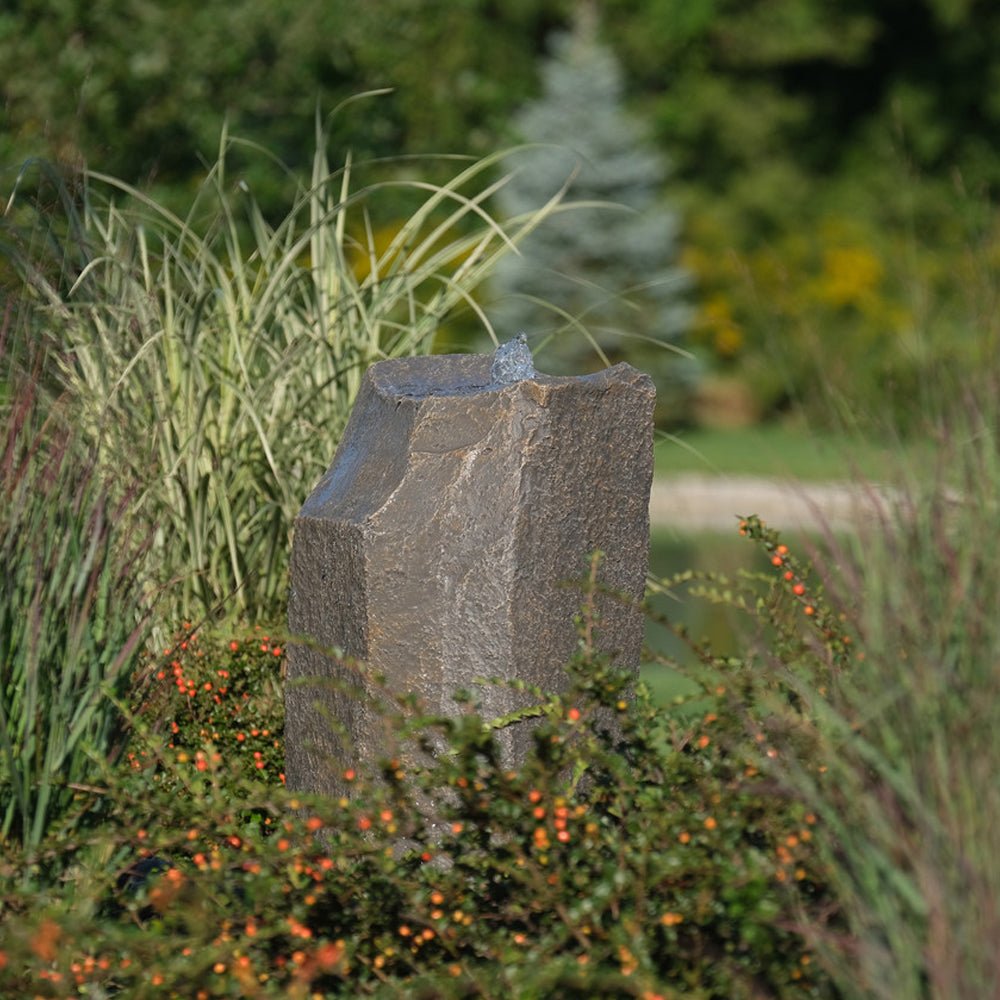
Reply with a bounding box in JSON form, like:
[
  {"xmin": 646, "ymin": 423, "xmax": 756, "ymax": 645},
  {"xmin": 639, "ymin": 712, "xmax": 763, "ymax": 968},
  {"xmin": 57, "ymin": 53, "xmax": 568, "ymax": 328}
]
[{"xmin": 486, "ymin": 5, "xmax": 696, "ymax": 424}]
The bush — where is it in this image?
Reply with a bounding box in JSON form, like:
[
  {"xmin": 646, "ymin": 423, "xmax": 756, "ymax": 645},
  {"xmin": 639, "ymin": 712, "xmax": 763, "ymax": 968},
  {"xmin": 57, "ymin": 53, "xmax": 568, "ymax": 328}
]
[
  {"xmin": 684, "ymin": 201, "xmax": 1000, "ymax": 436},
  {"xmin": 0, "ymin": 566, "xmax": 834, "ymax": 998}
]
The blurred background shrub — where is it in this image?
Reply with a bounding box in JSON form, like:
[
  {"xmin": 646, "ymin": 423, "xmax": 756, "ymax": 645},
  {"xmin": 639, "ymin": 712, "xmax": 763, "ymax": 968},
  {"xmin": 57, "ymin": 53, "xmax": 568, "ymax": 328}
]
[{"xmin": 4, "ymin": 0, "xmax": 1000, "ymax": 434}]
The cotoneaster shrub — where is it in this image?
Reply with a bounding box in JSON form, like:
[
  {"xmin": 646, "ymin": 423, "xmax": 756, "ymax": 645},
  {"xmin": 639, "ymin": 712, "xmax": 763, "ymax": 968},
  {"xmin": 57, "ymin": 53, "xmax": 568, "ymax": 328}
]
[{"xmin": 0, "ymin": 564, "xmax": 835, "ymax": 998}]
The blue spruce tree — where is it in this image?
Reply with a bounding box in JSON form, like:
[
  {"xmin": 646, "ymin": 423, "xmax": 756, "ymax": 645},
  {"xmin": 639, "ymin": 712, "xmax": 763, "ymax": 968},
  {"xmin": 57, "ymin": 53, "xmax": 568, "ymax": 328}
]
[{"xmin": 489, "ymin": 6, "xmax": 696, "ymax": 422}]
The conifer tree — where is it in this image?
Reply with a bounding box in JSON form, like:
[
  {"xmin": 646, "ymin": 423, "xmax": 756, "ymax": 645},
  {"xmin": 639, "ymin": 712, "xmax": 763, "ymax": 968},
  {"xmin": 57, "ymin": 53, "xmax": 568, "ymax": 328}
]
[{"xmin": 488, "ymin": 4, "xmax": 696, "ymax": 420}]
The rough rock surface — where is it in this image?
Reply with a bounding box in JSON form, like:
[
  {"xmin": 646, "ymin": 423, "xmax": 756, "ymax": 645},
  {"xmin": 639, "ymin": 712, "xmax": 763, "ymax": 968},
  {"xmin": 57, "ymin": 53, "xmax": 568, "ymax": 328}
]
[{"xmin": 286, "ymin": 353, "xmax": 655, "ymax": 798}]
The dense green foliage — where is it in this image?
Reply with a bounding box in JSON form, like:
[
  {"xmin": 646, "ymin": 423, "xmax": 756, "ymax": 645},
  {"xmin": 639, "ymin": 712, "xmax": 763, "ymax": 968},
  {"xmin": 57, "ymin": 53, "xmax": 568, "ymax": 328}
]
[
  {"xmin": 599, "ymin": 0, "xmax": 1000, "ymax": 424},
  {"xmin": 7, "ymin": 0, "xmax": 1000, "ymax": 203},
  {"xmin": 4, "ymin": 0, "xmax": 999, "ymax": 426}
]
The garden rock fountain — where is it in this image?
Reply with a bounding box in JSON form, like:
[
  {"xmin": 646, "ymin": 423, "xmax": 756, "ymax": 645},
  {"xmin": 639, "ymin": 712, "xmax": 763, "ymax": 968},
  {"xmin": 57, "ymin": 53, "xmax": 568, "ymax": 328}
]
[{"xmin": 285, "ymin": 337, "xmax": 655, "ymax": 797}]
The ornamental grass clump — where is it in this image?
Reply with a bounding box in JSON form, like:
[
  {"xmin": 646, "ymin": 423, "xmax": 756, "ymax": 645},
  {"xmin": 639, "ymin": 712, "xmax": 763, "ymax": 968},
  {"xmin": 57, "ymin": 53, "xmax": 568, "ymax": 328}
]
[
  {"xmin": 0, "ymin": 321, "xmax": 151, "ymax": 856},
  {"xmin": 687, "ymin": 372, "xmax": 1000, "ymax": 999},
  {"xmin": 4, "ymin": 106, "xmax": 570, "ymax": 626},
  {"xmin": 0, "ymin": 563, "xmax": 834, "ymax": 998},
  {"xmin": 783, "ymin": 377, "xmax": 1000, "ymax": 998}
]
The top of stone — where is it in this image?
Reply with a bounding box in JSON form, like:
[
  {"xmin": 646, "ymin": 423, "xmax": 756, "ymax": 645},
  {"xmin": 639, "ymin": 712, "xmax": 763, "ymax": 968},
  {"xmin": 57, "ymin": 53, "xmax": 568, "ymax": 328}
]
[
  {"xmin": 366, "ymin": 351, "xmax": 651, "ymax": 402},
  {"xmin": 370, "ymin": 354, "xmax": 494, "ymax": 398}
]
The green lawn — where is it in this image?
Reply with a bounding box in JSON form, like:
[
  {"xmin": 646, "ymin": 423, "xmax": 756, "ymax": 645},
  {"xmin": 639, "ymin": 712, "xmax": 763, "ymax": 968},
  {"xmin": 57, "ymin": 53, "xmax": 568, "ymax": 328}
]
[{"xmin": 654, "ymin": 422, "xmax": 916, "ymax": 481}]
